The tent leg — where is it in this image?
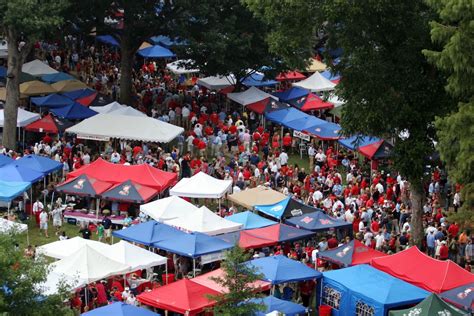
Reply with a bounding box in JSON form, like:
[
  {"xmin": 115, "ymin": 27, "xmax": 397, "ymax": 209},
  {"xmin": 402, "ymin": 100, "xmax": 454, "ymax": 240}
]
[
  {"xmin": 30, "ymin": 188, "xmax": 33, "ymax": 220},
  {"xmin": 43, "ymin": 177, "xmax": 47, "ymax": 209},
  {"xmin": 218, "ymin": 199, "xmax": 221, "ymax": 213},
  {"xmin": 96, "ymin": 198, "xmax": 100, "ymax": 220},
  {"xmin": 193, "ymin": 258, "xmax": 196, "ymax": 278},
  {"xmin": 7, "ymin": 202, "xmax": 10, "ymax": 215},
  {"xmin": 165, "ymin": 264, "xmax": 168, "ymax": 285},
  {"xmin": 280, "ymin": 127, "xmax": 284, "ymax": 150}
]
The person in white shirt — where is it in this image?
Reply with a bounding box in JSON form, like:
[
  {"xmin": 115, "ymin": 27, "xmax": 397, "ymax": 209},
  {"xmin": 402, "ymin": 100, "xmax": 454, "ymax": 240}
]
[
  {"xmin": 279, "ymin": 150, "xmax": 289, "ymax": 166},
  {"xmin": 344, "ymin": 209, "xmax": 354, "ymax": 223},
  {"xmin": 312, "ymin": 190, "xmax": 323, "ymax": 204},
  {"xmin": 82, "ymin": 152, "xmax": 90, "ymax": 165},
  {"xmin": 33, "ymin": 199, "xmax": 44, "ymax": 227},
  {"xmin": 375, "ymin": 182, "xmax": 384, "ymax": 194},
  {"xmin": 39, "ymin": 209, "xmax": 49, "ymax": 238},
  {"xmin": 374, "ymin": 231, "xmax": 385, "ymax": 250},
  {"xmin": 364, "ymin": 231, "xmax": 373, "ymax": 246}
]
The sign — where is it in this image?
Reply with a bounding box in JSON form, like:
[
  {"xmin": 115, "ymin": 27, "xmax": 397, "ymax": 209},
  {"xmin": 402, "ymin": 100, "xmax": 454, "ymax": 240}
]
[
  {"xmin": 201, "ymin": 251, "xmax": 226, "ymax": 265},
  {"xmin": 293, "ymin": 130, "xmax": 310, "ymax": 141},
  {"xmin": 76, "ymin": 134, "xmax": 110, "ymax": 141}
]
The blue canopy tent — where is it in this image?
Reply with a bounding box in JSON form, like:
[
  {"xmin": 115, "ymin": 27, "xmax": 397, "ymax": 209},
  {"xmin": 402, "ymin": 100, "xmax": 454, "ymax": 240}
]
[
  {"xmin": 246, "ymin": 255, "xmax": 321, "ymax": 285},
  {"xmin": 96, "ymin": 35, "xmax": 120, "ymax": 47},
  {"xmin": 0, "ymin": 180, "xmax": 31, "ymax": 202},
  {"xmin": 62, "ymin": 88, "xmax": 96, "ymax": 100},
  {"xmin": 225, "ymin": 211, "xmax": 276, "ymax": 229},
  {"xmin": 113, "ymin": 221, "xmax": 182, "ymax": 246},
  {"xmin": 50, "ymin": 103, "xmax": 97, "ymax": 120},
  {"xmin": 339, "ymin": 135, "xmax": 393, "ymax": 160},
  {"xmin": 248, "ymin": 296, "xmax": 307, "ymax": 316},
  {"xmin": 265, "ymin": 108, "xmax": 308, "ymax": 131},
  {"xmin": 0, "ymin": 163, "xmax": 44, "ymax": 183},
  {"xmin": 273, "ymin": 87, "xmax": 309, "ymax": 102},
  {"xmin": 40, "ymin": 72, "xmax": 74, "ymax": 83},
  {"xmin": 440, "ymin": 283, "xmax": 474, "ymax": 313},
  {"xmin": 82, "ymin": 302, "xmax": 160, "ymax": 316},
  {"xmin": 285, "ymin": 211, "xmax": 352, "ymax": 232},
  {"xmin": 284, "ymin": 116, "xmax": 327, "ymax": 132},
  {"xmin": 321, "ymin": 265, "xmax": 429, "ymax": 316},
  {"xmin": 138, "ymin": 45, "xmax": 175, "ymax": 58},
  {"xmin": 339, "ymin": 135, "xmax": 381, "ymax": 151},
  {"xmin": 0, "ymin": 155, "xmax": 13, "ymax": 167},
  {"xmin": 15, "ymin": 155, "xmax": 62, "ymax": 175},
  {"xmin": 242, "ymin": 73, "xmax": 278, "ymax": 87},
  {"xmin": 31, "ymin": 93, "xmax": 74, "ymax": 108},
  {"xmin": 321, "ymin": 70, "xmax": 341, "ymax": 81},
  {"xmin": 303, "ymin": 121, "xmax": 341, "ymax": 140},
  {"xmin": 150, "ymin": 35, "xmax": 187, "ymax": 47},
  {"xmin": 0, "ymin": 66, "xmax": 6, "ymax": 78},
  {"xmin": 255, "ymin": 197, "xmax": 291, "ymax": 219}
]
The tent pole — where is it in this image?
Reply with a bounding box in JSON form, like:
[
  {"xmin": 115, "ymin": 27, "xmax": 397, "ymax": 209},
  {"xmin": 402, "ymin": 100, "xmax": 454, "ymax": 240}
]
[
  {"xmin": 43, "ymin": 177, "xmax": 47, "ymax": 208},
  {"xmin": 193, "ymin": 258, "xmax": 196, "ymax": 278},
  {"xmin": 7, "ymin": 202, "xmax": 10, "ymax": 215},
  {"xmin": 165, "ymin": 263, "xmax": 168, "ymax": 285},
  {"xmin": 30, "ymin": 188, "xmax": 33, "ymax": 220},
  {"xmin": 96, "ymin": 198, "xmax": 100, "ymax": 220},
  {"xmin": 280, "ymin": 127, "xmax": 283, "ymax": 150}
]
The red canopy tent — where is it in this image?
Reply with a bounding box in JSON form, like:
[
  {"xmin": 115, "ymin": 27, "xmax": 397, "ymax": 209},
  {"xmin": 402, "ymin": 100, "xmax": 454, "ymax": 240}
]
[
  {"xmin": 24, "ymin": 114, "xmax": 73, "ymax": 134},
  {"xmin": 244, "ymin": 223, "xmax": 315, "ymax": 244},
  {"xmin": 350, "ymin": 240, "xmax": 387, "ymax": 265},
  {"xmin": 289, "ymin": 93, "xmax": 334, "ymax": 111},
  {"xmin": 190, "ymin": 268, "xmax": 271, "ymax": 293},
  {"xmin": 276, "ymin": 71, "xmax": 306, "ymax": 81},
  {"xmin": 137, "ymin": 279, "xmax": 220, "ymax": 315},
  {"xmin": 67, "ymin": 158, "xmax": 177, "ymax": 192},
  {"xmin": 76, "ymin": 92, "xmax": 98, "ymax": 106},
  {"xmin": 371, "ymin": 247, "xmax": 474, "ymax": 293}
]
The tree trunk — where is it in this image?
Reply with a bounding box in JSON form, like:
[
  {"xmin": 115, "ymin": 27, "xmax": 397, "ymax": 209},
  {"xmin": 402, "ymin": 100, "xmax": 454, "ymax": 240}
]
[
  {"xmin": 2, "ymin": 29, "xmax": 22, "ymax": 150},
  {"xmin": 409, "ymin": 182, "xmax": 424, "ymax": 248},
  {"xmin": 119, "ymin": 33, "xmax": 134, "ymax": 106}
]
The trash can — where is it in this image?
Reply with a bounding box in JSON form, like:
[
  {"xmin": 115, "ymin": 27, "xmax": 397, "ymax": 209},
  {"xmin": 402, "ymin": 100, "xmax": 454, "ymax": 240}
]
[
  {"xmin": 162, "ymin": 273, "xmax": 175, "ymax": 285},
  {"xmin": 319, "ymin": 305, "xmax": 332, "ymax": 316}
]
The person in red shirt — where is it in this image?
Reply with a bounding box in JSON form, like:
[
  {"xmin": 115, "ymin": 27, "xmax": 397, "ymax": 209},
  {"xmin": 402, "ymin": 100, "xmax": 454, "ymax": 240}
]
[
  {"xmin": 370, "ymin": 219, "xmax": 380, "ymax": 234},
  {"xmin": 282, "ymin": 133, "xmax": 292, "ymax": 152},
  {"xmin": 448, "ymin": 222, "xmax": 460, "ymax": 238},
  {"xmin": 327, "ymin": 234, "xmax": 338, "ymax": 249},
  {"xmin": 439, "ymin": 241, "xmax": 449, "ymax": 260}
]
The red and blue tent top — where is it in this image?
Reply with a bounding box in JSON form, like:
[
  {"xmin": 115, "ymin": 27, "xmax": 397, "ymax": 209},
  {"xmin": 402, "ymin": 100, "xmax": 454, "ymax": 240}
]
[
  {"xmin": 61, "ymin": 88, "xmax": 96, "ymax": 100},
  {"xmin": 289, "ymin": 93, "xmax": 334, "ymax": 111},
  {"xmin": 285, "ymin": 211, "xmax": 352, "ymax": 232},
  {"xmin": 24, "ymin": 114, "xmax": 74, "ymax": 134},
  {"xmin": 247, "ymin": 98, "xmax": 290, "ymax": 115},
  {"xmin": 55, "ymin": 174, "xmax": 113, "ymax": 197},
  {"xmin": 49, "ymin": 102, "xmax": 97, "ymax": 120},
  {"xmin": 275, "ymin": 71, "xmax": 306, "ymax": 81},
  {"xmin": 100, "ymin": 179, "xmax": 159, "ymax": 204},
  {"xmin": 317, "ymin": 239, "xmax": 387, "ymax": 267},
  {"xmin": 31, "ymin": 93, "xmax": 74, "ymax": 108},
  {"xmin": 339, "ymin": 135, "xmax": 393, "ymax": 159},
  {"xmin": 273, "ymin": 87, "xmax": 309, "ymax": 102}
]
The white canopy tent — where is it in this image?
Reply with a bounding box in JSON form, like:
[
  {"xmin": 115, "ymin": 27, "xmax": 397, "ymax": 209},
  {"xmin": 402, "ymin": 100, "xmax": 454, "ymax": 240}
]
[
  {"xmin": 140, "ymin": 195, "xmax": 198, "ymax": 222},
  {"xmin": 164, "ymin": 206, "xmax": 242, "ymax": 235},
  {"xmin": 170, "ymin": 172, "xmax": 232, "ymax": 199},
  {"xmin": 0, "ymin": 218, "xmax": 27, "ymax": 233},
  {"xmin": 90, "ymin": 101, "xmax": 126, "ymax": 114},
  {"xmin": 327, "ymin": 94, "xmax": 345, "ymax": 107},
  {"xmin": 166, "ymin": 60, "xmax": 199, "ymax": 74},
  {"xmin": 108, "ymin": 240, "xmax": 167, "ymax": 271},
  {"xmin": 293, "ymin": 72, "xmax": 336, "ymax": 92},
  {"xmin": 39, "ymin": 270, "xmax": 86, "ymax": 296},
  {"xmin": 65, "ymin": 114, "xmax": 184, "ymax": 143},
  {"xmin": 227, "ymin": 86, "xmax": 277, "ymax": 106},
  {"xmin": 197, "ymin": 75, "xmax": 236, "ymax": 90},
  {"xmin": 109, "ymin": 106, "xmax": 147, "ymax": 117},
  {"xmin": 0, "ymin": 108, "xmax": 40, "ymax": 127},
  {"xmin": 22, "ymin": 59, "xmax": 58, "ymax": 76},
  {"xmin": 36, "ymin": 236, "xmax": 111, "ymax": 260}
]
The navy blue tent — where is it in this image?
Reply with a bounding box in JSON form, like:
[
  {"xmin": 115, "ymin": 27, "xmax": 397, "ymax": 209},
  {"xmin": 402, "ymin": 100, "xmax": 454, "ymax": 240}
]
[
  {"xmin": 40, "ymin": 72, "xmax": 74, "ymax": 83},
  {"xmin": 246, "ymin": 255, "xmax": 321, "ymax": 285},
  {"xmin": 62, "ymin": 88, "xmax": 95, "ymax": 100},
  {"xmin": 100, "ymin": 180, "xmax": 159, "ymax": 203},
  {"xmin": 285, "ymin": 211, "xmax": 352, "ymax": 232},
  {"xmin": 113, "ymin": 221, "xmax": 183, "ymax": 246},
  {"xmin": 0, "ymin": 155, "xmax": 13, "ymax": 167},
  {"xmin": 15, "ymin": 155, "xmax": 62, "ymax": 175},
  {"xmin": 248, "ymin": 296, "xmax": 307, "ymax": 316},
  {"xmin": 31, "ymin": 93, "xmax": 74, "ymax": 108},
  {"xmin": 440, "ymin": 283, "xmax": 474, "ymax": 313},
  {"xmin": 138, "ymin": 45, "xmax": 175, "ymax": 58},
  {"xmin": 242, "ymin": 73, "xmax": 278, "ymax": 87},
  {"xmin": 150, "ymin": 35, "xmax": 187, "ymax": 47},
  {"xmin": 255, "ymin": 198, "xmax": 320, "ymax": 220},
  {"xmin": 50, "ymin": 103, "xmax": 97, "ymax": 120},
  {"xmin": 55, "ymin": 174, "xmax": 112, "ymax": 197},
  {"xmin": 0, "ymin": 66, "xmax": 6, "ymax": 78},
  {"xmin": 154, "ymin": 231, "xmax": 234, "ymax": 258},
  {"xmin": 82, "ymin": 302, "xmax": 160, "ymax": 316},
  {"xmin": 96, "ymin": 35, "xmax": 120, "ymax": 47},
  {"xmin": 0, "ymin": 163, "xmax": 44, "ymax": 183},
  {"xmin": 322, "ymin": 265, "xmax": 429, "ymax": 316},
  {"xmin": 273, "ymin": 87, "xmax": 309, "ymax": 102}
]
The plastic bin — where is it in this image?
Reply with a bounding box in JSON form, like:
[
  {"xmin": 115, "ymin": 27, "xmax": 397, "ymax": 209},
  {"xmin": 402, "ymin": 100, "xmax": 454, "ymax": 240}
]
[{"xmin": 319, "ymin": 305, "xmax": 332, "ymax": 316}]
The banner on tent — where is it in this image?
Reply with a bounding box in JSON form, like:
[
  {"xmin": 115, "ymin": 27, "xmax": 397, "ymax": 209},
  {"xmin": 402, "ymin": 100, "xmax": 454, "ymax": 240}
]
[
  {"xmin": 201, "ymin": 251, "xmax": 226, "ymax": 264},
  {"xmin": 76, "ymin": 134, "xmax": 110, "ymax": 141},
  {"xmin": 293, "ymin": 130, "xmax": 310, "ymax": 141}
]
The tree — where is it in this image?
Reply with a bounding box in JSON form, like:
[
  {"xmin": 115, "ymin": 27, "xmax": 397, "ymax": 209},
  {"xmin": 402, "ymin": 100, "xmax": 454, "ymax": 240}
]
[
  {"xmin": 0, "ymin": 0, "xmax": 69, "ymax": 150},
  {"xmin": 0, "ymin": 233, "xmax": 73, "ymax": 315},
  {"xmin": 423, "ymin": 0, "xmax": 474, "ymax": 227},
  {"xmin": 209, "ymin": 246, "xmax": 264, "ymax": 316},
  {"xmin": 246, "ymin": 0, "xmax": 455, "ymax": 247}
]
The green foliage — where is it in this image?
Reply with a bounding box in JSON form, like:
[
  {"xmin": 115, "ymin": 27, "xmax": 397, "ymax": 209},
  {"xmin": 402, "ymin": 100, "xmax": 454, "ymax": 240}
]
[
  {"xmin": 0, "ymin": 233, "xmax": 73, "ymax": 316},
  {"xmin": 209, "ymin": 246, "xmax": 265, "ymax": 316}
]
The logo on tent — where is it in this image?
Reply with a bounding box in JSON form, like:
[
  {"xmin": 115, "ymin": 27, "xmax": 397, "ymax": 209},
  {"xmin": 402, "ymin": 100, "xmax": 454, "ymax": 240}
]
[
  {"xmin": 301, "ymin": 216, "xmax": 313, "ymax": 224},
  {"xmin": 354, "ymin": 246, "xmax": 368, "ymax": 253},
  {"xmin": 119, "ymin": 185, "xmax": 131, "ymax": 196},
  {"xmin": 319, "ymin": 219, "xmax": 333, "ymax": 225},
  {"xmin": 336, "ymin": 246, "xmax": 351, "ymax": 258},
  {"xmin": 291, "ymin": 209, "xmax": 303, "ymax": 217},
  {"xmin": 73, "ymin": 179, "xmax": 85, "ymax": 190},
  {"xmin": 270, "ymin": 205, "xmax": 283, "ymax": 212}
]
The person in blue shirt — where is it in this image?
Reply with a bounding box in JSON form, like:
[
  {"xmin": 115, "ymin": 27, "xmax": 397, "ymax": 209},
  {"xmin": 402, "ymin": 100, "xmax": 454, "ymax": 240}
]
[{"xmin": 427, "ymin": 230, "xmax": 436, "ymax": 257}]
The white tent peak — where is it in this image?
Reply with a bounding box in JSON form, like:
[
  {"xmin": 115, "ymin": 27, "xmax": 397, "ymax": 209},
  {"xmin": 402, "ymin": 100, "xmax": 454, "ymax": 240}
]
[
  {"xmin": 293, "ymin": 72, "xmax": 336, "ymax": 92},
  {"xmin": 140, "ymin": 195, "xmax": 198, "ymax": 222},
  {"xmin": 166, "ymin": 59, "xmax": 199, "ymax": 74},
  {"xmin": 169, "ymin": 171, "xmax": 233, "ymax": 199},
  {"xmin": 90, "ymin": 101, "xmax": 126, "ymax": 113},
  {"xmin": 22, "ymin": 59, "xmax": 58, "ymax": 76},
  {"xmin": 109, "ymin": 240, "xmax": 167, "ymax": 271},
  {"xmin": 227, "ymin": 86, "xmax": 277, "ymax": 106},
  {"xmin": 36, "ymin": 236, "xmax": 111, "ymax": 259},
  {"xmin": 197, "ymin": 75, "xmax": 236, "ymax": 90},
  {"xmin": 0, "ymin": 108, "xmax": 40, "ymax": 128}
]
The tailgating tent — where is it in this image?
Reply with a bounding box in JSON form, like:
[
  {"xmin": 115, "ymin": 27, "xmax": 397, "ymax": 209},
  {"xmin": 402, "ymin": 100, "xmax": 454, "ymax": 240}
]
[
  {"xmin": 0, "ymin": 108, "xmax": 40, "ymax": 127},
  {"xmin": 289, "ymin": 93, "xmax": 334, "ymax": 111},
  {"xmin": 62, "ymin": 88, "xmax": 96, "ymax": 100},
  {"xmin": 108, "ymin": 106, "xmax": 147, "ymax": 117},
  {"xmin": 249, "ymin": 296, "xmax": 307, "ymax": 316},
  {"xmin": 67, "ymin": 158, "xmax": 177, "ymax": 191},
  {"xmin": 55, "ymin": 174, "xmax": 112, "ymax": 197},
  {"xmin": 247, "ymin": 255, "xmax": 321, "ymax": 285},
  {"xmin": 96, "ymin": 35, "xmax": 120, "ymax": 47},
  {"xmin": 215, "ymin": 230, "xmax": 276, "ymax": 249},
  {"xmin": 225, "ymin": 211, "xmax": 276, "ymax": 229},
  {"xmin": 339, "ymin": 135, "xmax": 393, "ymax": 160},
  {"xmin": 276, "ymin": 71, "xmax": 306, "ymax": 81},
  {"xmin": 150, "ymin": 35, "xmax": 187, "ymax": 47},
  {"xmin": 36, "ymin": 236, "xmax": 111, "ymax": 259},
  {"xmin": 15, "ymin": 155, "xmax": 62, "ymax": 175},
  {"xmin": 228, "ymin": 186, "xmax": 287, "ymax": 209},
  {"xmin": 24, "ymin": 114, "xmax": 73, "ymax": 134},
  {"xmin": 321, "ymin": 69, "xmax": 341, "ymax": 81},
  {"xmin": 166, "ymin": 59, "xmax": 199, "ymax": 74},
  {"xmin": 197, "ymin": 75, "xmax": 236, "ymax": 90},
  {"xmin": 65, "ymin": 114, "xmax": 184, "ymax": 143},
  {"xmin": 306, "ymin": 58, "xmax": 327, "ymax": 72},
  {"xmin": 256, "ymin": 198, "xmax": 323, "ymax": 220},
  {"xmin": 137, "ymin": 279, "xmax": 220, "ymax": 315},
  {"xmin": 100, "ymin": 180, "xmax": 159, "ymax": 203},
  {"xmin": 242, "ymin": 224, "xmax": 314, "ymax": 244},
  {"xmin": 227, "ymin": 86, "xmax": 276, "ymax": 106},
  {"xmin": 22, "ymin": 59, "xmax": 58, "ymax": 76},
  {"xmin": 440, "ymin": 283, "xmax": 474, "ymax": 313},
  {"xmin": 108, "ymin": 240, "xmax": 167, "ymax": 271},
  {"xmin": 273, "ymin": 87, "xmax": 309, "ymax": 102},
  {"xmin": 0, "ymin": 87, "xmax": 27, "ymax": 101},
  {"xmin": 169, "ymin": 171, "xmax": 232, "ymax": 199},
  {"xmin": 78, "ymin": 92, "xmax": 112, "ymax": 107},
  {"xmin": 50, "ymin": 102, "xmax": 98, "ymax": 120},
  {"xmin": 328, "ymin": 93, "xmax": 345, "ymax": 107},
  {"xmin": 190, "ymin": 268, "xmax": 271, "ymax": 293},
  {"xmin": 40, "ymin": 72, "xmax": 74, "ymax": 83},
  {"xmin": 40, "ymin": 269, "xmax": 86, "ymax": 296},
  {"xmin": 371, "ymin": 247, "xmax": 474, "ymax": 293},
  {"xmin": 285, "ymin": 211, "xmax": 352, "ymax": 232},
  {"xmin": 0, "ymin": 163, "xmax": 44, "ymax": 183},
  {"xmin": 82, "ymin": 302, "xmax": 160, "ymax": 316},
  {"xmin": 246, "ymin": 98, "xmax": 290, "ymax": 115},
  {"xmin": 0, "ymin": 155, "xmax": 13, "ymax": 167},
  {"xmin": 265, "ymin": 107, "xmax": 308, "ymax": 130},
  {"xmin": 20, "ymin": 80, "xmax": 56, "ymax": 96},
  {"xmin": 112, "ymin": 221, "xmax": 183, "ymax": 246},
  {"xmin": 317, "ymin": 240, "xmax": 387, "ymax": 267},
  {"xmin": 137, "ymin": 45, "xmax": 175, "ymax": 58},
  {"xmin": 282, "ymin": 115, "xmax": 328, "ymax": 132},
  {"xmin": 140, "ymin": 195, "xmax": 198, "ymax": 222},
  {"xmin": 90, "ymin": 101, "xmax": 126, "ymax": 113},
  {"xmin": 164, "ymin": 205, "xmax": 242, "ymax": 235},
  {"xmin": 31, "ymin": 93, "xmax": 74, "ymax": 108},
  {"xmin": 303, "ymin": 120, "xmax": 341, "ymax": 140},
  {"xmin": 0, "ymin": 181, "xmax": 31, "ymax": 202},
  {"xmin": 48, "ymin": 244, "xmax": 130, "ymax": 284},
  {"xmin": 241, "ymin": 73, "xmax": 278, "ymax": 87},
  {"xmin": 293, "ymin": 72, "xmax": 336, "ymax": 92},
  {"xmin": 51, "ymin": 79, "xmax": 89, "ymax": 93},
  {"xmin": 0, "ymin": 218, "xmax": 28, "ymax": 233},
  {"xmin": 322, "ymin": 265, "xmax": 429, "ymax": 316},
  {"xmin": 389, "ymin": 294, "xmax": 467, "ymax": 316}
]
